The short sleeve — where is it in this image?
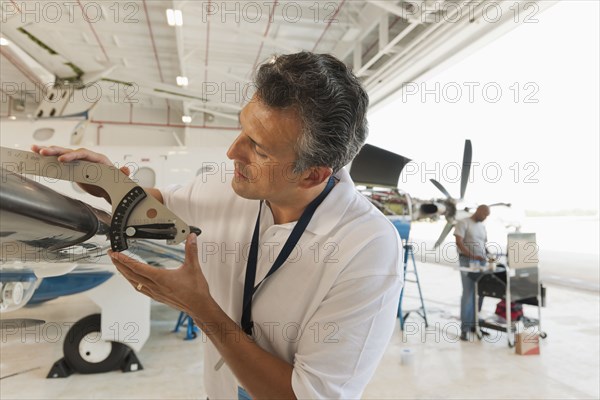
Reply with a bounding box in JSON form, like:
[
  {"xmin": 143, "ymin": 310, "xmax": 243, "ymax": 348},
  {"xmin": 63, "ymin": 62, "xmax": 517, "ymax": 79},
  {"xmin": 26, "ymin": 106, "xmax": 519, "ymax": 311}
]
[
  {"xmin": 290, "ymin": 235, "xmax": 403, "ymax": 399},
  {"xmin": 159, "ymin": 184, "xmax": 182, "ymax": 207},
  {"xmin": 159, "ymin": 181, "xmax": 199, "ymax": 225},
  {"xmin": 454, "ymin": 219, "xmax": 467, "ymax": 239}
]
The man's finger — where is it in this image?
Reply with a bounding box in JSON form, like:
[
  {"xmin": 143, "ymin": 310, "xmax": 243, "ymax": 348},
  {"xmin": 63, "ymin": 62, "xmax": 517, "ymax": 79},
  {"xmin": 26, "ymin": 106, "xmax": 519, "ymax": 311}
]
[
  {"xmin": 110, "ymin": 255, "xmax": 141, "ymax": 281},
  {"xmin": 184, "ymin": 233, "xmax": 200, "ymax": 269},
  {"xmin": 32, "ymin": 145, "xmax": 113, "ymax": 166},
  {"xmin": 114, "ymin": 263, "xmax": 160, "ymax": 298},
  {"xmin": 111, "ymin": 256, "xmax": 157, "ymax": 291},
  {"xmin": 115, "ymin": 264, "xmax": 152, "ymax": 288},
  {"xmin": 112, "ymin": 259, "xmax": 180, "ymax": 307},
  {"xmin": 57, "ymin": 149, "xmax": 107, "ymax": 164},
  {"xmin": 31, "ymin": 144, "xmax": 45, "ymax": 153},
  {"xmin": 109, "ymin": 251, "xmax": 157, "ymax": 280},
  {"xmin": 33, "ymin": 145, "xmax": 71, "ymax": 156}
]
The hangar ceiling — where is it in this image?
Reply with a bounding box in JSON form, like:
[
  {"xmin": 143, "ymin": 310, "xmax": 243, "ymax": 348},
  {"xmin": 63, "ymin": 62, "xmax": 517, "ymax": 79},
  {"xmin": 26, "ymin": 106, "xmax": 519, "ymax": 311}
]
[{"xmin": 0, "ymin": 0, "xmax": 555, "ymax": 124}]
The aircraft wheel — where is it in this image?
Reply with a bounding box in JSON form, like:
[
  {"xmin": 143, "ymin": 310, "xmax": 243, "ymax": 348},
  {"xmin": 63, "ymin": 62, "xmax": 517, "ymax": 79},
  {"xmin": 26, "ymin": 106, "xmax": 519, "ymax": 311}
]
[{"xmin": 63, "ymin": 314, "xmax": 128, "ymax": 374}]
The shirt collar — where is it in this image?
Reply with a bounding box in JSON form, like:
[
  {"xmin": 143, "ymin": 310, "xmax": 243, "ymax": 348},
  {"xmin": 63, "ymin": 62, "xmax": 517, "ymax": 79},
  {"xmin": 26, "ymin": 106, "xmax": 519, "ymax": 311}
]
[
  {"xmin": 260, "ymin": 168, "xmax": 356, "ymax": 236},
  {"xmin": 304, "ymin": 167, "xmax": 355, "ymax": 236}
]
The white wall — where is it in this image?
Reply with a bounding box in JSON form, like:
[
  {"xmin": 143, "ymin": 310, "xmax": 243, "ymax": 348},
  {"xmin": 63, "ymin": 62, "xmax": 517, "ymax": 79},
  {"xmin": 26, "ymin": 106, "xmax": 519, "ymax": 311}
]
[
  {"xmin": 2, "ymin": 84, "xmax": 241, "ymax": 148},
  {"xmin": 0, "ymin": 94, "xmax": 38, "ymax": 119},
  {"xmin": 85, "ymin": 103, "xmax": 239, "ymax": 148},
  {"xmin": 0, "ymin": 118, "xmax": 231, "ymax": 211}
]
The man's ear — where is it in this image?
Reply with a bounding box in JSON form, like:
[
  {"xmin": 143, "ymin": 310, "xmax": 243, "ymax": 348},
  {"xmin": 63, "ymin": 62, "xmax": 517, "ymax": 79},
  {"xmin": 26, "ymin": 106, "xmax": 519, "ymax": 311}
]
[{"xmin": 299, "ymin": 166, "xmax": 333, "ymax": 189}]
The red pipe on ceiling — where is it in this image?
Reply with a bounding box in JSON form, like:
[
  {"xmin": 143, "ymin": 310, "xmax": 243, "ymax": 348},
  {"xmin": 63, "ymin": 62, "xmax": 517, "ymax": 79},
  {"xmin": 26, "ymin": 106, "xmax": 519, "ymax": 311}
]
[
  {"xmin": 9, "ymin": 0, "xmax": 21, "ymax": 13},
  {"xmin": 77, "ymin": 0, "xmax": 110, "ymax": 62},
  {"xmin": 90, "ymin": 119, "xmax": 239, "ymax": 131},
  {"xmin": 142, "ymin": 0, "xmax": 165, "ymax": 83},
  {"xmin": 312, "ymin": 0, "xmax": 347, "ymax": 52},
  {"xmin": 142, "ymin": 0, "xmax": 169, "ymax": 109},
  {"xmin": 251, "ymin": 0, "xmax": 279, "ymax": 73},
  {"xmin": 204, "ymin": 0, "xmax": 211, "ymax": 85}
]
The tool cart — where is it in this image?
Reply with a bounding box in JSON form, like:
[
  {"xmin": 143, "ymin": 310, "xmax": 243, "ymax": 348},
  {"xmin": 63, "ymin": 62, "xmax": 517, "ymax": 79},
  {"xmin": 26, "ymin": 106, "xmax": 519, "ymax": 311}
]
[{"xmin": 474, "ymin": 233, "xmax": 547, "ymax": 347}]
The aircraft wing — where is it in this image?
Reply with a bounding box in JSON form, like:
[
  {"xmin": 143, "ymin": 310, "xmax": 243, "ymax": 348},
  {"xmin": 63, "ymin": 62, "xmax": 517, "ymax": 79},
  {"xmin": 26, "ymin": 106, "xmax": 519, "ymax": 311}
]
[
  {"xmin": 0, "ymin": 166, "xmax": 111, "ymax": 267},
  {"xmin": 0, "ymin": 164, "xmax": 193, "ymax": 313},
  {"xmin": 0, "ymin": 167, "xmax": 111, "ymax": 312}
]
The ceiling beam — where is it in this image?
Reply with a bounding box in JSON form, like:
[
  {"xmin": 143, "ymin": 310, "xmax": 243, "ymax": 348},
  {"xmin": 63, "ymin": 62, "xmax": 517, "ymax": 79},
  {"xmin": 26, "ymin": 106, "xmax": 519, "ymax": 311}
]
[
  {"xmin": 379, "ymin": 13, "xmax": 389, "ymax": 52},
  {"xmin": 187, "ymin": 104, "xmax": 239, "ymax": 122},
  {"xmin": 367, "ymin": 0, "xmax": 418, "ymax": 23},
  {"xmin": 183, "ymin": 25, "xmax": 300, "ymax": 61},
  {"xmin": 356, "ymin": 22, "xmax": 420, "ymax": 76},
  {"xmin": 331, "ymin": 2, "xmax": 388, "ymax": 62}
]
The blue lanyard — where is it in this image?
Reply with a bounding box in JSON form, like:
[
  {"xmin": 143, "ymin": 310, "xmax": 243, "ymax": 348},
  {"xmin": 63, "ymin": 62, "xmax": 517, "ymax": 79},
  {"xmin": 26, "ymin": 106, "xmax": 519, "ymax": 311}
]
[{"xmin": 241, "ymin": 176, "xmax": 335, "ymax": 335}]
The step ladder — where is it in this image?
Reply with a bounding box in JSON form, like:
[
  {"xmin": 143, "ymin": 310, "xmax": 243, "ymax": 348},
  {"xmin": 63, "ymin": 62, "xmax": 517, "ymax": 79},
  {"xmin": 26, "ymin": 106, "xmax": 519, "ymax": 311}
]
[
  {"xmin": 398, "ymin": 244, "xmax": 428, "ymax": 329},
  {"xmin": 173, "ymin": 311, "xmax": 199, "ymax": 340}
]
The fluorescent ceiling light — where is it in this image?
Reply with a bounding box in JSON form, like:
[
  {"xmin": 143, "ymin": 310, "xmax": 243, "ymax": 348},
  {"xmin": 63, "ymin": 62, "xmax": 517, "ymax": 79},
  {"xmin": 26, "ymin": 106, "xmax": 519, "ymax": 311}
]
[
  {"xmin": 176, "ymin": 76, "xmax": 188, "ymax": 86},
  {"xmin": 166, "ymin": 9, "xmax": 183, "ymax": 26},
  {"xmin": 174, "ymin": 10, "xmax": 183, "ymax": 26},
  {"xmin": 181, "ymin": 115, "xmax": 192, "ymax": 124},
  {"xmin": 0, "ymin": 37, "xmax": 9, "ymax": 46}
]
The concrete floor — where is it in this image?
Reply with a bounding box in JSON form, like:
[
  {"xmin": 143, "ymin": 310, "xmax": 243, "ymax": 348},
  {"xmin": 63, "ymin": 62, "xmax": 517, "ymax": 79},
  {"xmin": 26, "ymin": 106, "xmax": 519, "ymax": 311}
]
[{"xmin": 1, "ymin": 261, "xmax": 598, "ymax": 399}]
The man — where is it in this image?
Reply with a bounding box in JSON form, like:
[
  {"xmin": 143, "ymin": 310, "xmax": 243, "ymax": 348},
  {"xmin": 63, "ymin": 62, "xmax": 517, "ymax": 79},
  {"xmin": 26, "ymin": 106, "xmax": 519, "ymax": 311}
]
[
  {"xmin": 454, "ymin": 204, "xmax": 490, "ymax": 341},
  {"xmin": 33, "ymin": 52, "xmax": 403, "ymax": 399}
]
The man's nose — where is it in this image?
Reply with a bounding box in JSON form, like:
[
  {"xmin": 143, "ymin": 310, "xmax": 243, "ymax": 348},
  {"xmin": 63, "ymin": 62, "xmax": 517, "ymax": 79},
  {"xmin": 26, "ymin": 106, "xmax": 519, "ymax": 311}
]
[{"xmin": 226, "ymin": 135, "xmax": 244, "ymax": 161}]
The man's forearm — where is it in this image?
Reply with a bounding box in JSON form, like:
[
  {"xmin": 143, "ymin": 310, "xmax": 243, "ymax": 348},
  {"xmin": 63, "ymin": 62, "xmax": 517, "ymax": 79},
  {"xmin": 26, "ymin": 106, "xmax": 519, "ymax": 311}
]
[{"xmin": 194, "ymin": 299, "xmax": 295, "ymax": 400}]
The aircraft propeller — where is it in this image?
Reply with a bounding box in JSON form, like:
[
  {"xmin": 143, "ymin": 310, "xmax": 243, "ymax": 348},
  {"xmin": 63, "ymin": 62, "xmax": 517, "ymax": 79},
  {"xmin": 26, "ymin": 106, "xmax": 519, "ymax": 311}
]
[{"xmin": 430, "ymin": 139, "xmax": 472, "ymax": 248}]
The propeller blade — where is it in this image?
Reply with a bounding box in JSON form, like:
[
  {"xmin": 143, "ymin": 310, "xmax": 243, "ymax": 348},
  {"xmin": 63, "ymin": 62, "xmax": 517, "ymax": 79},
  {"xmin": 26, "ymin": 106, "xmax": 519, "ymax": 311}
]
[
  {"xmin": 434, "ymin": 221, "xmax": 455, "ymax": 248},
  {"xmin": 489, "ymin": 202, "xmax": 512, "ymax": 208},
  {"xmin": 460, "ymin": 140, "xmax": 472, "ymax": 199},
  {"xmin": 430, "ymin": 179, "xmax": 452, "ymax": 199}
]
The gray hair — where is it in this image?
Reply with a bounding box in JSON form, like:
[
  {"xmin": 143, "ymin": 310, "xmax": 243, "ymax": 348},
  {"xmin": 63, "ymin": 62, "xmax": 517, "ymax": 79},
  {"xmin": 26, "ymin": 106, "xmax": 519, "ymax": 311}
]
[{"xmin": 254, "ymin": 52, "xmax": 369, "ymax": 173}]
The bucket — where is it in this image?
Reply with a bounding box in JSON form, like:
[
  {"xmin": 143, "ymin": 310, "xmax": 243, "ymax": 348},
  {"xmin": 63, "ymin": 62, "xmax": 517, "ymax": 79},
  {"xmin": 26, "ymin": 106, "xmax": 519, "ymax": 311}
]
[{"xmin": 400, "ymin": 348, "xmax": 415, "ymax": 366}]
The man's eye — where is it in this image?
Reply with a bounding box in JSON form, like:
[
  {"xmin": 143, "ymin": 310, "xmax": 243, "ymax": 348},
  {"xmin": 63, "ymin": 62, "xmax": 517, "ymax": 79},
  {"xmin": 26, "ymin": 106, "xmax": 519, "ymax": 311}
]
[
  {"xmin": 253, "ymin": 144, "xmax": 267, "ymax": 158},
  {"xmin": 255, "ymin": 148, "xmax": 268, "ymax": 158}
]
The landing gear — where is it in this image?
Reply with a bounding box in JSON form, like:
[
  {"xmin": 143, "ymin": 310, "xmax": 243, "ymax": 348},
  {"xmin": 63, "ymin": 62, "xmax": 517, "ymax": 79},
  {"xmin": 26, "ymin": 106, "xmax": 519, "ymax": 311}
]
[{"xmin": 47, "ymin": 314, "xmax": 143, "ymax": 378}]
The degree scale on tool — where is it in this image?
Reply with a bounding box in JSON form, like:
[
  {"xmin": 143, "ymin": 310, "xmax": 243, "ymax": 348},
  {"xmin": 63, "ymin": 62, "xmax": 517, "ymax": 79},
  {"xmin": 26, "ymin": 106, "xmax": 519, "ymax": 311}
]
[{"xmin": 1, "ymin": 146, "xmax": 201, "ymax": 252}]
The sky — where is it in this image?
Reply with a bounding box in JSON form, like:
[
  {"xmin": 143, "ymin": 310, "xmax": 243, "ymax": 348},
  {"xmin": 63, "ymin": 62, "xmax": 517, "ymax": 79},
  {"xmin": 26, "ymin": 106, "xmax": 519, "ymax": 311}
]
[{"xmin": 367, "ymin": 0, "xmax": 599, "ymax": 214}]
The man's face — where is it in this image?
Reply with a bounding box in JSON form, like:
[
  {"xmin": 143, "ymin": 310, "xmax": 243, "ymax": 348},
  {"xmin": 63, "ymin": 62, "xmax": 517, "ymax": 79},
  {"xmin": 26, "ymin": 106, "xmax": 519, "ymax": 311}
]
[
  {"xmin": 474, "ymin": 207, "xmax": 490, "ymax": 222},
  {"xmin": 226, "ymin": 97, "xmax": 303, "ymax": 203}
]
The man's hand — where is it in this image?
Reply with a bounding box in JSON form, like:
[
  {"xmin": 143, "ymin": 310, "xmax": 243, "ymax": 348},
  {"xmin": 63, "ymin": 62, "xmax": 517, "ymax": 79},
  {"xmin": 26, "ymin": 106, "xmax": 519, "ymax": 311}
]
[
  {"xmin": 455, "ymin": 235, "xmax": 486, "ymax": 261},
  {"xmin": 31, "ymin": 145, "xmax": 130, "ymax": 203},
  {"xmin": 111, "ymin": 233, "xmax": 296, "ymax": 399},
  {"xmin": 108, "ymin": 233, "xmax": 210, "ymax": 316}
]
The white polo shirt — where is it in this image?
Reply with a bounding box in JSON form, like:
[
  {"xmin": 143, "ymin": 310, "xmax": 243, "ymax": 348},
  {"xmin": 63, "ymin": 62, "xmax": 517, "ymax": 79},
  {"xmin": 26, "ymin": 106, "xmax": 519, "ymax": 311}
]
[
  {"xmin": 454, "ymin": 217, "xmax": 488, "ymax": 259},
  {"xmin": 160, "ymin": 164, "xmax": 403, "ymax": 399}
]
